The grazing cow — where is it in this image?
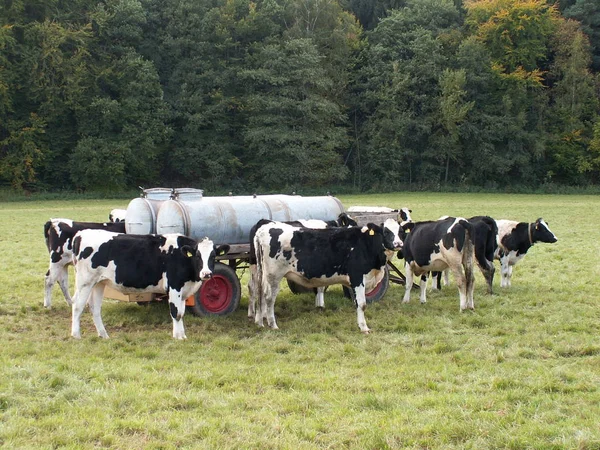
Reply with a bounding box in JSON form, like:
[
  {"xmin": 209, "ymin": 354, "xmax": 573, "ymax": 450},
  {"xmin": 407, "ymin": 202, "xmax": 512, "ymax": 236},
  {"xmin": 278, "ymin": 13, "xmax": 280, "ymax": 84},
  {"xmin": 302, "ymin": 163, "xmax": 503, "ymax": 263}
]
[
  {"xmin": 253, "ymin": 223, "xmax": 392, "ymax": 333},
  {"xmin": 495, "ymin": 218, "xmax": 557, "ymax": 287},
  {"xmin": 43, "ymin": 219, "xmax": 126, "ymax": 308},
  {"xmin": 400, "ymin": 217, "xmax": 475, "ymax": 310},
  {"xmin": 70, "ymin": 230, "xmax": 229, "ymax": 339},
  {"xmin": 431, "ymin": 216, "xmax": 498, "ymax": 294},
  {"xmin": 109, "ymin": 209, "xmax": 127, "ymax": 223}
]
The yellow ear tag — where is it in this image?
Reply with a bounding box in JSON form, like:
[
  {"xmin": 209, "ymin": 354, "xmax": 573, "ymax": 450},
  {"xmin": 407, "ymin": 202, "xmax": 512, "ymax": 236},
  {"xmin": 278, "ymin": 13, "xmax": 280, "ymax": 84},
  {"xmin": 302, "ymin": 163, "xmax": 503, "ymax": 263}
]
[
  {"xmin": 187, "ymin": 251, "xmax": 193, "ymax": 257},
  {"xmin": 369, "ymin": 229, "xmax": 375, "ymax": 236},
  {"xmin": 406, "ymin": 228, "xmax": 411, "ymax": 233}
]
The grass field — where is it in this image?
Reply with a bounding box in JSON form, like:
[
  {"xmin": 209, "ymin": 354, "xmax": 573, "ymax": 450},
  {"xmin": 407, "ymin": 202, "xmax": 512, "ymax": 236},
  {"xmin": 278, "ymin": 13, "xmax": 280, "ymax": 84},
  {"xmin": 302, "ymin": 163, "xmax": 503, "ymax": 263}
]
[{"xmin": 1, "ymin": 192, "xmax": 599, "ymax": 449}]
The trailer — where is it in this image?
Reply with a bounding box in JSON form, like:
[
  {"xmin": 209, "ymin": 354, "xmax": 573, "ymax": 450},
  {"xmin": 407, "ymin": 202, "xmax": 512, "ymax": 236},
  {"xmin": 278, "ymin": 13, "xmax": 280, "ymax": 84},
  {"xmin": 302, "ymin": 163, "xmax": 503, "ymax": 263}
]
[{"xmin": 117, "ymin": 188, "xmax": 408, "ymax": 315}]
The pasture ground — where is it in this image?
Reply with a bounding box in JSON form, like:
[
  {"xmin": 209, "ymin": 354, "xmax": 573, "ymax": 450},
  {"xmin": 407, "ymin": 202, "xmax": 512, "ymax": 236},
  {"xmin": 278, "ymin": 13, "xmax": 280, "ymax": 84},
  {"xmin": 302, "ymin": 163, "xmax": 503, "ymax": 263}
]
[{"xmin": 0, "ymin": 193, "xmax": 599, "ymax": 449}]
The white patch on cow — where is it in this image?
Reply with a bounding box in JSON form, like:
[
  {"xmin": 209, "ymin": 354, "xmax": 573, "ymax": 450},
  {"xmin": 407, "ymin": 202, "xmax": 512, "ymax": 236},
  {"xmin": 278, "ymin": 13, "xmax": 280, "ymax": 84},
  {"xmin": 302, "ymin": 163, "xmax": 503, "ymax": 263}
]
[
  {"xmin": 109, "ymin": 208, "xmax": 127, "ymax": 223},
  {"xmin": 197, "ymin": 237, "xmax": 215, "ymax": 280},
  {"xmin": 298, "ymin": 219, "xmax": 328, "ymax": 229},
  {"xmin": 383, "ymin": 218, "xmax": 403, "ymax": 250},
  {"xmin": 538, "ymin": 219, "xmax": 557, "ymax": 241}
]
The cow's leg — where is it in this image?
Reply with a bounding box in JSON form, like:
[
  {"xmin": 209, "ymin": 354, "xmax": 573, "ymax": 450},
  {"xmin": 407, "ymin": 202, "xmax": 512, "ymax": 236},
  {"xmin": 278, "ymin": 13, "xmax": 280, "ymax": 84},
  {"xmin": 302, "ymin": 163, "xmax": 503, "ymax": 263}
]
[
  {"xmin": 500, "ymin": 257, "xmax": 510, "ymax": 288},
  {"xmin": 247, "ymin": 264, "xmax": 257, "ymax": 321},
  {"xmin": 45, "ymin": 263, "xmax": 72, "ymax": 308},
  {"xmin": 354, "ymin": 284, "xmax": 370, "ymax": 334},
  {"xmin": 88, "ymin": 284, "xmax": 109, "ymax": 339},
  {"xmin": 450, "ymin": 265, "xmax": 468, "ymax": 311},
  {"xmin": 482, "ymin": 261, "xmax": 495, "ymax": 294},
  {"xmin": 466, "ymin": 263, "xmax": 475, "ymax": 310},
  {"xmin": 419, "ymin": 274, "xmax": 428, "ymax": 303},
  {"xmin": 71, "ymin": 284, "xmax": 93, "ymax": 339},
  {"xmin": 430, "ymin": 272, "xmax": 440, "ymax": 290},
  {"xmin": 265, "ymin": 280, "xmax": 281, "ymax": 330},
  {"xmin": 402, "ymin": 264, "xmax": 414, "ymax": 303},
  {"xmin": 506, "ymin": 264, "xmax": 513, "ymax": 287},
  {"xmin": 442, "ymin": 269, "xmax": 450, "ymax": 287},
  {"xmin": 315, "ymin": 287, "xmax": 325, "ymax": 309},
  {"xmin": 169, "ymin": 291, "xmax": 187, "ymax": 340}
]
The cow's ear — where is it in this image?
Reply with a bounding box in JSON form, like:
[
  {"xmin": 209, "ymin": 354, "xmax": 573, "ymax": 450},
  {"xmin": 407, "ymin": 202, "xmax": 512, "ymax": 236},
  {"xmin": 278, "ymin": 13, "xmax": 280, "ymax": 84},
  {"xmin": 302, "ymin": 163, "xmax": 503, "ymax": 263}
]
[
  {"xmin": 216, "ymin": 244, "xmax": 230, "ymax": 256},
  {"xmin": 402, "ymin": 222, "xmax": 415, "ymax": 233},
  {"xmin": 339, "ymin": 213, "xmax": 349, "ymax": 227},
  {"xmin": 181, "ymin": 245, "xmax": 196, "ymax": 258}
]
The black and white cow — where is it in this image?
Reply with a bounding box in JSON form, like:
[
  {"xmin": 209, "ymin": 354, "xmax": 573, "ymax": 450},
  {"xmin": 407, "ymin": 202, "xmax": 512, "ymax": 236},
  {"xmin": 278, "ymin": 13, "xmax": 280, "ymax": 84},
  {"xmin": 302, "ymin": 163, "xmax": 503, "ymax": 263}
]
[
  {"xmin": 495, "ymin": 218, "xmax": 557, "ymax": 287},
  {"xmin": 70, "ymin": 230, "xmax": 229, "ymax": 339},
  {"xmin": 43, "ymin": 218, "xmax": 127, "ymax": 308},
  {"xmin": 247, "ymin": 214, "xmax": 403, "ymax": 321},
  {"xmin": 431, "ymin": 216, "xmax": 498, "ymax": 294},
  {"xmin": 253, "ymin": 223, "xmax": 392, "ymax": 334},
  {"xmin": 400, "ymin": 217, "xmax": 475, "ymax": 310},
  {"xmin": 247, "ymin": 213, "xmax": 358, "ymax": 319},
  {"xmin": 109, "ymin": 209, "xmax": 127, "ymax": 223}
]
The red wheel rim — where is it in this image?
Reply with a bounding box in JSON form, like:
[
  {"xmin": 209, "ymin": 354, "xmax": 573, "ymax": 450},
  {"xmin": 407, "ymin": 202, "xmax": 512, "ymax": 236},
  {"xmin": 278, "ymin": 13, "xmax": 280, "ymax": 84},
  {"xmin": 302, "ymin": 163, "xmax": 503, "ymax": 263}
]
[
  {"xmin": 199, "ymin": 275, "xmax": 232, "ymax": 313},
  {"xmin": 366, "ymin": 278, "xmax": 384, "ymax": 300}
]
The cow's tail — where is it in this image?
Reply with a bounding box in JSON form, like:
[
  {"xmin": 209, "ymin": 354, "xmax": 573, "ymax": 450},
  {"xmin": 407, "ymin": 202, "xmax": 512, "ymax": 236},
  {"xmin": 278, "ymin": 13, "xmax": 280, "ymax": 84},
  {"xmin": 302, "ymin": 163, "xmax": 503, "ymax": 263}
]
[
  {"xmin": 254, "ymin": 235, "xmax": 264, "ymax": 322},
  {"xmin": 459, "ymin": 219, "xmax": 475, "ymax": 288},
  {"xmin": 43, "ymin": 220, "xmax": 52, "ymax": 252}
]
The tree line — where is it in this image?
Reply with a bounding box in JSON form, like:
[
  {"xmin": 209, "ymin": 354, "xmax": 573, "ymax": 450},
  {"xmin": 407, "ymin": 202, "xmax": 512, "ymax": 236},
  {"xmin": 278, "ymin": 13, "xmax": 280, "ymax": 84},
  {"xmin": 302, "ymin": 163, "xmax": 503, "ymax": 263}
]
[{"xmin": 1, "ymin": 0, "xmax": 599, "ymax": 193}]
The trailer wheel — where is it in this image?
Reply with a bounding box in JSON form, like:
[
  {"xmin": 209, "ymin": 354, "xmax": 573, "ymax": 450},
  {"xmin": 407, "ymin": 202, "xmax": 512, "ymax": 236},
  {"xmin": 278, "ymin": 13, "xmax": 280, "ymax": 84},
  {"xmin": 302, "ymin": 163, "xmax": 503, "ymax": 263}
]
[
  {"xmin": 343, "ymin": 265, "xmax": 389, "ymax": 304},
  {"xmin": 189, "ymin": 262, "xmax": 241, "ymax": 316}
]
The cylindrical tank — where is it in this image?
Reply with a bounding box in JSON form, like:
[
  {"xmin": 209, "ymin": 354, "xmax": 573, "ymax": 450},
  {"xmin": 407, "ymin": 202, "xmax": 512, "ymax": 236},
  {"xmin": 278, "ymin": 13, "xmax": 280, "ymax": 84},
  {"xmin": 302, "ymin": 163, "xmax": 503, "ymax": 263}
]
[
  {"xmin": 154, "ymin": 191, "xmax": 345, "ymax": 245},
  {"xmin": 125, "ymin": 188, "xmax": 176, "ymax": 235}
]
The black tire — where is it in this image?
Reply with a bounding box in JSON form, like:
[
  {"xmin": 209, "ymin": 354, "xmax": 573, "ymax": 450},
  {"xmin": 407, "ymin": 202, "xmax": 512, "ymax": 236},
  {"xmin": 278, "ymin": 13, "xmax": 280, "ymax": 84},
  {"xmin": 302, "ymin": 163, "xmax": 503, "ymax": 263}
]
[
  {"xmin": 188, "ymin": 262, "xmax": 241, "ymax": 316},
  {"xmin": 286, "ymin": 279, "xmax": 314, "ymax": 294},
  {"xmin": 343, "ymin": 265, "xmax": 390, "ymax": 304}
]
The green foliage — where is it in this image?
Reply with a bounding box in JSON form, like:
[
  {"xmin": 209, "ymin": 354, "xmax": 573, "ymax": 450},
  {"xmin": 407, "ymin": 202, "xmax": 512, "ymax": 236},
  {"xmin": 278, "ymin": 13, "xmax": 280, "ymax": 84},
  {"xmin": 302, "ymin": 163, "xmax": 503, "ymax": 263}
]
[
  {"xmin": 465, "ymin": 0, "xmax": 558, "ymax": 75},
  {"xmin": 0, "ymin": 0, "xmax": 599, "ymax": 192}
]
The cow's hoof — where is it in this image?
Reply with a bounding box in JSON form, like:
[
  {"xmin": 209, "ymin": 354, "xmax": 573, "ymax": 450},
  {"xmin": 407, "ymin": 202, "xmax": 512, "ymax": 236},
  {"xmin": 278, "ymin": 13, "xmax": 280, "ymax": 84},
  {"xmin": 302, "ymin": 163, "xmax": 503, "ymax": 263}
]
[
  {"xmin": 71, "ymin": 333, "xmax": 81, "ymax": 339},
  {"xmin": 98, "ymin": 332, "xmax": 109, "ymax": 339},
  {"xmin": 361, "ymin": 329, "xmax": 371, "ymax": 335},
  {"xmin": 402, "ymin": 299, "xmax": 410, "ymax": 304}
]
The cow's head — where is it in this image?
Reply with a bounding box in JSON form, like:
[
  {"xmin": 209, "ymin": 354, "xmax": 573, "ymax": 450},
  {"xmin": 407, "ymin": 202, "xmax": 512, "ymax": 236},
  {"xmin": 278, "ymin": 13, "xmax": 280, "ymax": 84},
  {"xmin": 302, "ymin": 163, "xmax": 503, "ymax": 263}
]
[
  {"xmin": 182, "ymin": 237, "xmax": 230, "ymax": 280},
  {"xmin": 532, "ymin": 218, "xmax": 557, "ymax": 244},
  {"xmin": 399, "ymin": 207, "xmax": 412, "ymax": 225},
  {"xmin": 382, "ymin": 218, "xmax": 403, "ymax": 251},
  {"xmin": 338, "ymin": 212, "xmax": 358, "ymax": 227}
]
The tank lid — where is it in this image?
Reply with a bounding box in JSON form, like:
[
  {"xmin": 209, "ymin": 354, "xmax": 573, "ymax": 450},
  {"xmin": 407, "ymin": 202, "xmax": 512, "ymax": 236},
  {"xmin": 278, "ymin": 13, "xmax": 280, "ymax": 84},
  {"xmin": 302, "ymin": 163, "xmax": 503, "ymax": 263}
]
[
  {"xmin": 172, "ymin": 188, "xmax": 203, "ymax": 200},
  {"xmin": 141, "ymin": 187, "xmax": 173, "ymax": 200}
]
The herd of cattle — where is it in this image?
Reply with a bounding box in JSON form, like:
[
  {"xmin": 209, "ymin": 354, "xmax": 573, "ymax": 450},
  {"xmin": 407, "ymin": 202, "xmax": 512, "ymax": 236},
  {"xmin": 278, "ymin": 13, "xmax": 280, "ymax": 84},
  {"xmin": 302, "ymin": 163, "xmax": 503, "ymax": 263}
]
[{"xmin": 43, "ymin": 207, "xmax": 557, "ymax": 339}]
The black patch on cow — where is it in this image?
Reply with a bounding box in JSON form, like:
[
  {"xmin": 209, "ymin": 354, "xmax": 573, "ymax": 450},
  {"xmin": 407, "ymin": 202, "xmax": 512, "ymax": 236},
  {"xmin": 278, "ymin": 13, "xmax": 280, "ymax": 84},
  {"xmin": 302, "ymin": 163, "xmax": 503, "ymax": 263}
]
[
  {"xmin": 80, "ymin": 246, "xmax": 95, "ymax": 260},
  {"xmin": 169, "ymin": 302, "xmax": 179, "ymax": 320},
  {"xmin": 288, "ymin": 224, "xmax": 387, "ymax": 288},
  {"xmin": 268, "ymin": 228, "xmax": 284, "ymax": 258}
]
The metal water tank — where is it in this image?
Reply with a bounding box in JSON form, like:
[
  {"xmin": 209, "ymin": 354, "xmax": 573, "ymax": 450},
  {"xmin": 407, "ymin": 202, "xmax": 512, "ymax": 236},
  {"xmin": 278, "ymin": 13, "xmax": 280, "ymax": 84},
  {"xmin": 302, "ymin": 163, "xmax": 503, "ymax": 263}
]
[
  {"xmin": 125, "ymin": 187, "xmax": 174, "ymax": 235},
  {"xmin": 155, "ymin": 191, "xmax": 345, "ymax": 244}
]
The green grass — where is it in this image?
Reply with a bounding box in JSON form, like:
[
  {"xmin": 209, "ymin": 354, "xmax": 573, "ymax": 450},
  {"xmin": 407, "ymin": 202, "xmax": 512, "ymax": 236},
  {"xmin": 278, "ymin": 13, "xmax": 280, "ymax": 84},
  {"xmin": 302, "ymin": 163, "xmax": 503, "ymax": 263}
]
[{"xmin": 1, "ymin": 193, "xmax": 599, "ymax": 449}]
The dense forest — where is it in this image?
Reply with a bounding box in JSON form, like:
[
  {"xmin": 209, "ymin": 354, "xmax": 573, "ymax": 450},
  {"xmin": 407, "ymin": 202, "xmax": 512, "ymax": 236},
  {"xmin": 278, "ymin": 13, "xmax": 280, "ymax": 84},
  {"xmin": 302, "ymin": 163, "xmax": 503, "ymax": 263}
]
[{"xmin": 1, "ymin": 0, "xmax": 599, "ymax": 193}]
